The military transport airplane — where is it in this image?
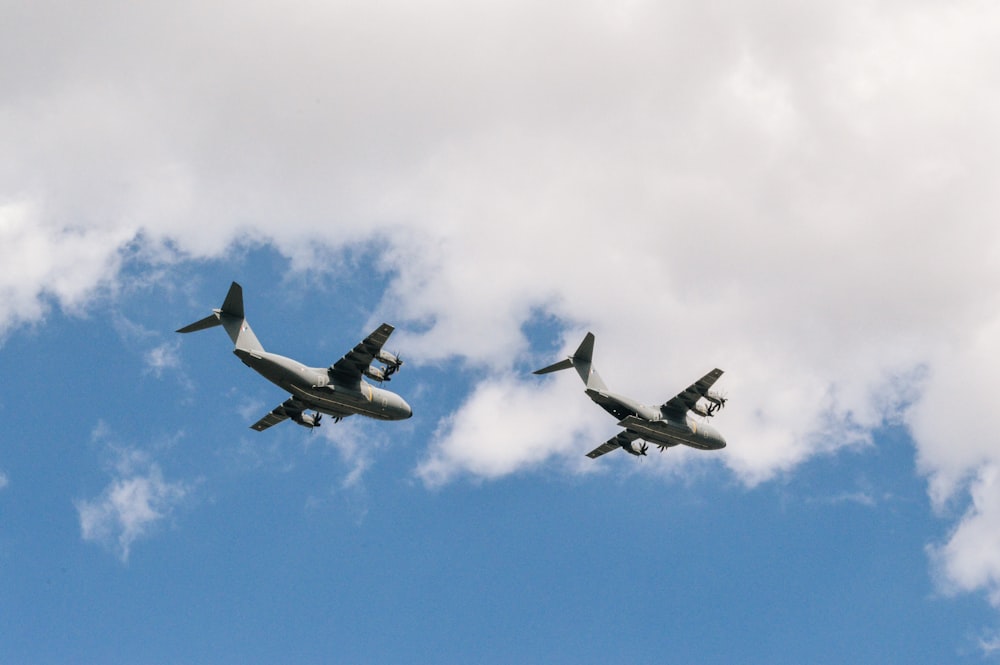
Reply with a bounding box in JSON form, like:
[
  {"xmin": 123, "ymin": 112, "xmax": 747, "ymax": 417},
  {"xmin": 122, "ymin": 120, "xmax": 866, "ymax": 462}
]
[
  {"xmin": 177, "ymin": 282, "xmax": 412, "ymax": 431},
  {"xmin": 534, "ymin": 333, "xmax": 726, "ymax": 458}
]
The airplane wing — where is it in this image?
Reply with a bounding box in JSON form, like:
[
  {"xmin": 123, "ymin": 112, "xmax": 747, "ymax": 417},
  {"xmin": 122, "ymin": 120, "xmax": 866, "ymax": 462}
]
[
  {"xmin": 661, "ymin": 368, "xmax": 724, "ymax": 418},
  {"xmin": 328, "ymin": 323, "xmax": 395, "ymax": 385},
  {"xmin": 586, "ymin": 430, "xmax": 641, "ymax": 459},
  {"xmin": 250, "ymin": 397, "xmax": 303, "ymax": 431}
]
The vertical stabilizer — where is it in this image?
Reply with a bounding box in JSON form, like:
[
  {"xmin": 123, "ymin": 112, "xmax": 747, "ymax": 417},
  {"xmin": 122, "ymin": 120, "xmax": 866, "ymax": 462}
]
[
  {"xmin": 569, "ymin": 332, "xmax": 608, "ymax": 391},
  {"xmin": 220, "ymin": 282, "xmax": 246, "ymax": 319},
  {"xmin": 217, "ymin": 282, "xmax": 263, "ymax": 352},
  {"xmin": 533, "ymin": 332, "xmax": 609, "ymax": 391}
]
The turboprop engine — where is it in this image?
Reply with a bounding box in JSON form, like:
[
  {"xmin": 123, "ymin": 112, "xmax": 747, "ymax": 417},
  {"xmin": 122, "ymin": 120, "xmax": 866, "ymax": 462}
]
[
  {"xmin": 624, "ymin": 440, "xmax": 648, "ymax": 456},
  {"xmin": 365, "ymin": 365, "xmax": 387, "ymax": 381},
  {"xmin": 292, "ymin": 411, "xmax": 322, "ymax": 428},
  {"xmin": 366, "ymin": 350, "xmax": 403, "ymax": 381},
  {"xmin": 692, "ymin": 402, "xmax": 713, "ymax": 418},
  {"xmin": 692, "ymin": 391, "xmax": 727, "ymax": 418},
  {"xmin": 704, "ymin": 390, "xmax": 727, "ymax": 409},
  {"xmin": 376, "ymin": 350, "xmax": 400, "ymax": 366}
]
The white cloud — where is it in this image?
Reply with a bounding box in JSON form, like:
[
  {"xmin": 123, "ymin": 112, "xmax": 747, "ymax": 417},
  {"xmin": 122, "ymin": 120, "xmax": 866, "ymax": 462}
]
[
  {"xmin": 0, "ymin": 202, "xmax": 133, "ymax": 335},
  {"xmin": 76, "ymin": 435, "xmax": 190, "ymax": 562},
  {"xmin": 143, "ymin": 341, "xmax": 181, "ymax": 377},
  {"xmin": 4, "ymin": 0, "xmax": 1000, "ymax": 607},
  {"xmin": 929, "ymin": 464, "xmax": 1000, "ymax": 607},
  {"xmin": 77, "ymin": 465, "xmax": 188, "ymax": 562},
  {"xmin": 417, "ymin": 372, "xmax": 606, "ymax": 486},
  {"xmin": 317, "ymin": 417, "xmax": 389, "ymax": 490},
  {"xmin": 978, "ymin": 631, "xmax": 1000, "ymax": 657}
]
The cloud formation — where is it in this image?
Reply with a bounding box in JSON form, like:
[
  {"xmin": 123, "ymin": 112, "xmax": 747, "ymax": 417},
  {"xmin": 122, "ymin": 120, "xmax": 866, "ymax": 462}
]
[
  {"xmin": 143, "ymin": 341, "xmax": 181, "ymax": 377},
  {"xmin": 76, "ymin": 431, "xmax": 190, "ymax": 562},
  {"xmin": 5, "ymin": 0, "xmax": 1000, "ymax": 605},
  {"xmin": 417, "ymin": 371, "xmax": 605, "ymax": 486}
]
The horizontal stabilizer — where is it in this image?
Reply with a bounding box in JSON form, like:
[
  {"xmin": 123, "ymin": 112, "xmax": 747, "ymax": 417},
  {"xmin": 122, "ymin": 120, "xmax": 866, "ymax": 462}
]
[
  {"xmin": 176, "ymin": 313, "xmax": 221, "ymax": 334},
  {"xmin": 533, "ymin": 358, "xmax": 574, "ymax": 375}
]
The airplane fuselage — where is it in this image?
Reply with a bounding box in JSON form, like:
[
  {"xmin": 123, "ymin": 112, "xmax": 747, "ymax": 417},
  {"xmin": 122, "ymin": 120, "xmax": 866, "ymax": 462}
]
[
  {"xmin": 234, "ymin": 349, "xmax": 412, "ymax": 421},
  {"xmin": 585, "ymin": 388, "xmax": 726, "ymax": 451}
]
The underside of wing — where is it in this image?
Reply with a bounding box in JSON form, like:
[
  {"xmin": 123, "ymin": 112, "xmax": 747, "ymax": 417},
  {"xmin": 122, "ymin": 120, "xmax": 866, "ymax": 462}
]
[
  {"xmin": 250, "ymin": 397, "xmax": 303, "ymax": 431},
  {"xmin": 662, "ymin": 368, "xmax": 724, "ymax": 418},
  {"xmin": 586, "ymin": 430, "xmax": 641, "ymax": 459},
  {"xmin": 329, "ymin": 323, "xmax": 394, "ymax": 385}
]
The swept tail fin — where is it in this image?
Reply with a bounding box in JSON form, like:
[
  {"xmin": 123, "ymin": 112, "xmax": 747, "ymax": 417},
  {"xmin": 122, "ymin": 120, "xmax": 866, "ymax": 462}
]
[
  {"xmin": 176, "ymin": 282, "xmax": 264, "ymax": 353},
  {"xmin": 533, "ymin": 332, "xmax": 608, "ymax": 391},
  {"xmin": 176, "ymin": 313, "xmax": 222, "ymax": 334}
]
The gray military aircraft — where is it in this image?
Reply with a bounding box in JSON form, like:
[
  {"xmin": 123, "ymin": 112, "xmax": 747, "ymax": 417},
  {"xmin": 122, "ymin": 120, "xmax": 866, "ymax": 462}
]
[
  {"xmin": 534, "ymin": 332, "xmax": 726, "ymax": 458},
  {"xmin": 177, "ymin": 282, "xmax": 412, "ymax": 431}
]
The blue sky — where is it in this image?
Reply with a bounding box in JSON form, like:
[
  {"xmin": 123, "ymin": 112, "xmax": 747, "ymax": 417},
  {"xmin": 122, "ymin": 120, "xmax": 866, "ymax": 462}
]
[
  {"xmin": 5, "ymin": 1, "xmax": 1000, "ymax": 662},
  {"xmin": 0, "ymin": 251, "xmax": 995, "ymax": 664}
]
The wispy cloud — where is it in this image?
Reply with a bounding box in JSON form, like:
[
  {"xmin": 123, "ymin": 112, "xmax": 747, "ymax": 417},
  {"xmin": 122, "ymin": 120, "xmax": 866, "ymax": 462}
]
[
  {"xmin": 318, "ymin": 418, "xmax": 391, "ymax": 491},
  {"xmin": 143, "ymin": 341, "xmax": 181, "ymax": 377},
  {"xmin": 76, "ymin": 426, "xmax": 192, "ymax": 562},
  {"xmin": 979, "ymin": 633, "xmax": 1000, "ymax": 657},
  {"xmin": 0, "ymin": 469, "xmax": 8, "ymax": 491},
  {"xmin": 814, "ymin": 491, "xmax": 879, "ymax": 508}
]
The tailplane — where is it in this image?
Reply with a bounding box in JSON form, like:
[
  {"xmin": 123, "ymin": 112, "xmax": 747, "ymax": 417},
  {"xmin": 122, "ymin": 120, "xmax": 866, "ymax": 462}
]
[
  {"xmin": 533, "ymin": 332, "xmax": 609, "ymax": 391},
  {"xmin": 176, "ymin": 282, "xmax": 264, "ymax": 353}
]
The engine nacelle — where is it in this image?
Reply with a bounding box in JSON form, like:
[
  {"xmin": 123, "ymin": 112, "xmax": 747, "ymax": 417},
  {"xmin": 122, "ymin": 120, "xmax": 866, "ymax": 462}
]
[
  {"xmin": 376, "ymin": 350, "xmax": 402, "ymax": 380},
  {"xmin": 292, "ymin": 411, "xmax": 322, "ymax": 428},
  {"xmin": 704, "ymin": 390, "xmax": 726, "ymax": 408},
  {"xmin": 692, "ymin": 402, "xmax": 713, "ymax": 418},
  {"xmin": 365, "ymin": 366, "xmax": 387, "ymax": 382},
  {"xmin": 624, "ymin": 440, "xmax": 648, "ymax": 456},
  {"xmin": 376, "ymin": 350, "xmax": 399, "ymax": 366}
]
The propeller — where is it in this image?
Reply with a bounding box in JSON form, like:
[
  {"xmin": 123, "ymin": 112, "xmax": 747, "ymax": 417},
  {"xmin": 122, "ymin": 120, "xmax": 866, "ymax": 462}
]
[
  {"xmin": 384, "ymin": 352, "xmax": 403, "ymax": 379},
  {"xmin": 639, "ymin": 442, "xmax": 648, "ymax": 456}
]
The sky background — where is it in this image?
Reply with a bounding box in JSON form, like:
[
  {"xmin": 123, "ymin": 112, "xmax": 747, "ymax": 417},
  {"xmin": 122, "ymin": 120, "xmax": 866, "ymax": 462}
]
[{"xmin": 4, "ymin": 0, "xmax": 1000, "ymax": 662}]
